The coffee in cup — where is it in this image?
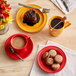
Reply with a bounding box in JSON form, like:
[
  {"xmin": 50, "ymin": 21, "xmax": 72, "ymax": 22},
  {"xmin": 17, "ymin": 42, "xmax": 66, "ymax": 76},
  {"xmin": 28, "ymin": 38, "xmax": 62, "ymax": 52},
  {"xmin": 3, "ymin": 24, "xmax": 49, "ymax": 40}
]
[
  {"xmin": 49, "ymin": 16, "xmax": 71, "ymax": 37},
  {"xmin": 51, "ymin": 18, "xmax": 64, "ymax": 29},
  {"xmin": 12, "ymin": 36, "xmax": 26, "ymax": 49}
]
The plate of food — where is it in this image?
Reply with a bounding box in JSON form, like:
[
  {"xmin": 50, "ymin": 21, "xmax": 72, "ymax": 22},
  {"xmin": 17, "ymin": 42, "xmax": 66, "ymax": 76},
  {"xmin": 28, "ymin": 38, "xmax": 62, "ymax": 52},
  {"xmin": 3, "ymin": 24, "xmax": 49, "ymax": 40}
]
[
  {"xmin": 37, "ymin": 46, "xmax": 66, "ymax": 73},
  {"xmin": 16, "ymin": 4, "xmax": 47, "ymax": 33}
]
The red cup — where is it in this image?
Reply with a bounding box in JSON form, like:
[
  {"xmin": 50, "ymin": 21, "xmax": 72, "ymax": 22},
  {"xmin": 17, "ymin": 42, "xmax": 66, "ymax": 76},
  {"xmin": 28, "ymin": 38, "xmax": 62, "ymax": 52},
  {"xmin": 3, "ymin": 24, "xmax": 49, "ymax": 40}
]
[{"xmin": 10, "ymin": 34, "xmax": 29, "ymax": 53}]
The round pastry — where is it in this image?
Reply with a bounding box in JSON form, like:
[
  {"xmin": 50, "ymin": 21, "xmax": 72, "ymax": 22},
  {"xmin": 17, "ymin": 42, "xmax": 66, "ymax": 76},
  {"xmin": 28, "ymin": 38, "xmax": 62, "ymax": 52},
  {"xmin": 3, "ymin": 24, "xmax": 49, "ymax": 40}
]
[
  {"xmin": 51, "ymin": 63, "xmax": 60, "ymax": 70},
  {"xmin": 54, "ymin": 55, "xmax": 63, "ymax": 63},
  {"xmin": 48, "ymin": 50, "xmax": 57, "ymax": 57},
  {"xmin": 23, "ymin": 9, "xmax": 37, "ymax": 24},
  {"xmin": 23, "ymin": 9, "xmax": 40, "ymax": 26},
  {"xmin": 42, "ymin": 52, "xmax": 48, "ymax": 59},
  {"xmin": 46, "ymin": 57, "xmax": 54, "ymax": 65}
]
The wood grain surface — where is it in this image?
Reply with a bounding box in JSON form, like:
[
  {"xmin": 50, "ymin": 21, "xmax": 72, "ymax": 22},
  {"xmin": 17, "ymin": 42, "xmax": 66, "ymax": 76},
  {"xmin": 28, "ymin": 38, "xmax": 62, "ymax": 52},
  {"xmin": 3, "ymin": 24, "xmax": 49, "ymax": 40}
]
[{"xmin": 0, "ymin": 0, "xmax": 76, "ymax": 76}]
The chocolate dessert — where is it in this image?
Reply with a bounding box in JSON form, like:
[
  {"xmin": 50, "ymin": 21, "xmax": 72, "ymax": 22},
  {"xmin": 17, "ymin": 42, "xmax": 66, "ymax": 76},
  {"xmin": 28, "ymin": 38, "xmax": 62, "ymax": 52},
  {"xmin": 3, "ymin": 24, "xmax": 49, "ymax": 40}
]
[{"xmin": 23, "ymin": 9, "xmax": 40, "ymax": 26}]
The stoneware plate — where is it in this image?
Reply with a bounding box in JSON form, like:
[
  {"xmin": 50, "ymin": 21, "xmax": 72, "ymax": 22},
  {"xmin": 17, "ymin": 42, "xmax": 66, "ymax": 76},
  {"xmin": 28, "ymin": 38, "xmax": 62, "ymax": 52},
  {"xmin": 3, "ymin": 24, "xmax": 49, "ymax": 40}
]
[
  {"xmin": 37, "ymin": 46, "xmax": 66, "ymax": 73},
  {"xmin": 16, "ymin": 4, "xmax": 47, "ymax": 33}
]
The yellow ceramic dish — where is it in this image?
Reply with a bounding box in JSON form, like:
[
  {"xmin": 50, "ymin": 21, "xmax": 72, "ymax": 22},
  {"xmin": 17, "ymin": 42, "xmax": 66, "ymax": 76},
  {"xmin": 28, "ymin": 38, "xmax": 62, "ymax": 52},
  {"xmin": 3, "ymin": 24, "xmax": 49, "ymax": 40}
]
[{"xmin": 16, "ymin": 4, "xmax": 47, "ymax": 33}]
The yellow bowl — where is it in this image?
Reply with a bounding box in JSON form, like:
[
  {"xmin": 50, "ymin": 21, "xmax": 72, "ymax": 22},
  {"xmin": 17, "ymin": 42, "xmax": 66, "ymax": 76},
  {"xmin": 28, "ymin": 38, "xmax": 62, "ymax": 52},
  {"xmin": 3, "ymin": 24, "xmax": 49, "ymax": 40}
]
[{"xmin": 16, "ymin": 4, "xmax": 47, "ymax": 33}]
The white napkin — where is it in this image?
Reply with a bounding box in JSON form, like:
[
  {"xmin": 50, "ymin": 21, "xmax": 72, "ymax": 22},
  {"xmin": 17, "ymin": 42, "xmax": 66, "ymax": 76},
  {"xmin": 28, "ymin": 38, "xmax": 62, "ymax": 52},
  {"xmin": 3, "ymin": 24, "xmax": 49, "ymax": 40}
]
[
  {"xmin": 30, "ymin": 41, "xmax": 76, "ymax": 76},
  {"xmin": 51, "ymin": 0, "xmax": 76, "ymax": 14}
]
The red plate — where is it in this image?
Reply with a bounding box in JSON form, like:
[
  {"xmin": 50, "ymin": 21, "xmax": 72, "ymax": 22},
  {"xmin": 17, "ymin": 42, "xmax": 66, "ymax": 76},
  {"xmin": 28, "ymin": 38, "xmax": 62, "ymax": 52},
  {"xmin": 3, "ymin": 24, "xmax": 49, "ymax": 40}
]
[
  {"xmin": 37, "ymin": 46, "xmax": 66, "ymax": 73},
  {"xmin": 5, "ymin": 34, "xmax": 33, "ymax": 60}
]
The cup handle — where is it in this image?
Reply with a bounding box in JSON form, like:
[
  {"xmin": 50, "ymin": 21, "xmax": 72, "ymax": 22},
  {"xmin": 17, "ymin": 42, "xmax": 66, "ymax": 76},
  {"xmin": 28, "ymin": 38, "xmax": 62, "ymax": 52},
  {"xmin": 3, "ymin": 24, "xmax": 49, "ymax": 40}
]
[
  {"xmin": 26, "ymin": 36, "xmax": 30, "ymax": 40},
  {"xmin": 64, "ymin": 21, "xmax": 71, "ymax": 28}
]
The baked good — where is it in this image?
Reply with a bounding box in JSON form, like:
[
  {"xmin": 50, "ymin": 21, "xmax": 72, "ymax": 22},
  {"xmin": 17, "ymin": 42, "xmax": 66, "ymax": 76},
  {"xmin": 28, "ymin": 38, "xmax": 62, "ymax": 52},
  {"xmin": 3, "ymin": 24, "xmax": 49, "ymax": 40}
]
[
  {"xmin": 46, "ymin": 57, "xmax": 54, "ymax": 65},
  {"xmin": 41, "ymin": 49, "xmax": 63, "ymax": 71},
  {"xmin": 51, "ymin": 63, "xmax": 60, "ymax": 70},
  {"xmin": 48, "ymin": 50, "xmax": 57, "ymax": 57},
  {"xmin": 23, "ymin": 9, "xmax": 37, "ymax": 24},
  {"xmin": 54, "ymin": 55, "xmax": 63, "ymax": 63},
  {"xmin": 42, "ymin": 52, "xmax": 48, "ymax": 59}
]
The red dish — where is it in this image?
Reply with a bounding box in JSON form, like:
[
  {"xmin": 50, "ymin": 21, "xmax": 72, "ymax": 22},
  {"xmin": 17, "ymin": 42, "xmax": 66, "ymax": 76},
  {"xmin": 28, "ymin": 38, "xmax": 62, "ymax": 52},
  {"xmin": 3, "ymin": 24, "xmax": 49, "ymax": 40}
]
[
  {"xmin": 37, "ymin": 46, "xmax": 66, "ymax": 73},
  {"xmin": 5, "ymin": 34, "xmax": 33, "ymax": 60}
]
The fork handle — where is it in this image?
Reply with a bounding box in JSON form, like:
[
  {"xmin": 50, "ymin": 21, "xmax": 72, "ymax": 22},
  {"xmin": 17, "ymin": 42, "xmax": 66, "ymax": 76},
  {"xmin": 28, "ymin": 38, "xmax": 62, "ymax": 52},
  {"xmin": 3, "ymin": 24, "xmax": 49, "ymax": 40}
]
[{"xmin": 18, "ymin": 3, "xmax": 39, "ymax": 10}]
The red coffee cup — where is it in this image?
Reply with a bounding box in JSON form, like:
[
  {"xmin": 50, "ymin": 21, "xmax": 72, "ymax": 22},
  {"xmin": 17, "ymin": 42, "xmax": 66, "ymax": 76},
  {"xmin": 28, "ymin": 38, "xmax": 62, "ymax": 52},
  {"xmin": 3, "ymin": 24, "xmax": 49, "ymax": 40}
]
[{"xmin": 10, "ymin": 34, "xmax": 29, "ymax": 53}]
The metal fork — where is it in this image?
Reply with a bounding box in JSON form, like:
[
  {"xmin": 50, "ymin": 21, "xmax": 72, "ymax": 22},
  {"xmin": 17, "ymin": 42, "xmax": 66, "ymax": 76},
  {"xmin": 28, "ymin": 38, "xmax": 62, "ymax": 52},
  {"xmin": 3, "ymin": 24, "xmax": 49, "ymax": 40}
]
[{"xmin": 18, "ymin": 3, "xmax": 50, "ymax": 13}]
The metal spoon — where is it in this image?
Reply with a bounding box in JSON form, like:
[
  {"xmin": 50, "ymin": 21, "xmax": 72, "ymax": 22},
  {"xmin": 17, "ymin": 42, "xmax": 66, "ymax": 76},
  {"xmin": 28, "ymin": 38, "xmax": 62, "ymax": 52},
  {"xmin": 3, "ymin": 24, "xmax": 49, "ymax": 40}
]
[
  {"xmin": 50, "ymin": 16, "xmax": 67, "ymax": 31},
  {"xmin": 9, "ymin": 46, "xmax": 24, "ymax": 61}
]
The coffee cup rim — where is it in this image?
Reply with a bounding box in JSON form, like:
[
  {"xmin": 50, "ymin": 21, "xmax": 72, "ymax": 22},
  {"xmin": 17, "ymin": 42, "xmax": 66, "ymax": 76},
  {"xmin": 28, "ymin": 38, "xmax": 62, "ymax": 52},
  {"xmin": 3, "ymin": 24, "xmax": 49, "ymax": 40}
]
[
  {"xmin": 10, "ymin": 34, "xmax": 28, "ymax": 51},
  {"xmin": 49, "ymin": 16, "xmax": 65, "ymax": 30}
]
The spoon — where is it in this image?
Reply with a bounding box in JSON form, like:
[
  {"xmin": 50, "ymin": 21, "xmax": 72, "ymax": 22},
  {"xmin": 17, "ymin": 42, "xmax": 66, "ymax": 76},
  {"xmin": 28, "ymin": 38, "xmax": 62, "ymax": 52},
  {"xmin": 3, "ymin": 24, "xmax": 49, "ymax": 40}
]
[
  {"xmin": 50, "ymin": 16, "xmax": 67, "ymax": 31},
  {"xmin": 9, "ymin": 46, "xmax": 24, "ymax": 61}
]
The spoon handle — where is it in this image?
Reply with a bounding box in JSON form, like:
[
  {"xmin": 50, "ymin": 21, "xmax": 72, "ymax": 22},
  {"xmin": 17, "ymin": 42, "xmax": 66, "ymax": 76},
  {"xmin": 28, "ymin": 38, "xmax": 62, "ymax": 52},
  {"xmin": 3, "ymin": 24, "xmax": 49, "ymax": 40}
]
[
  {"xmin": 15, "ymin": 53, "xmax": 24, "ymax": 61},
  {"xmin": 50, "ymin": 16, "xmax": 66, "ymax": 31}
]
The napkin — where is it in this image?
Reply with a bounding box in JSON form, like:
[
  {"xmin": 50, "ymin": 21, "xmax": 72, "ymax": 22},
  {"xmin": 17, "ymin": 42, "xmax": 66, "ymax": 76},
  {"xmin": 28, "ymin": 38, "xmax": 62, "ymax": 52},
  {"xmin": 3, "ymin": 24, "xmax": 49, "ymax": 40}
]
[
  {"xmin": 50, "ymin": 0, "xmax": 76, "ymax": 14},
  {"xmin": 30, "ymin": 41, "xmax": 76, "ymax": 76}
]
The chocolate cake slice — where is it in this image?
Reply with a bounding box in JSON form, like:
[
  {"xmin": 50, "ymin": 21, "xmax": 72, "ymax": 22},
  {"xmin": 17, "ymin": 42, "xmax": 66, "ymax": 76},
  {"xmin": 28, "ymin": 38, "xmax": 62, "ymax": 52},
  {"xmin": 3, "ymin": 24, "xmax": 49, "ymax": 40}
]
[{"xmin": 23, "ymin": 9, "xmax": 37, "ymax": 24}]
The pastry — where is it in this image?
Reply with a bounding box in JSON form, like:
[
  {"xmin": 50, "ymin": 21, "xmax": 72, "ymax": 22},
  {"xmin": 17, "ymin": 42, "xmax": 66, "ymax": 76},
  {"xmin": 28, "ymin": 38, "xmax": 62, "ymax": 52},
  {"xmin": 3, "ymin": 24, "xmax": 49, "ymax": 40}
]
[
  {"xmin": 23, "ymin": 9, "xmax": 37, "ymax": 24},
  {"xmin": 46, "ymin": 57, "xmax": 54, "ymax": 65},
  {"xmin": 54, "ymin": 55, "xmax": 63, "ymax": 63},
  {"xmin": 41, "ymin": 49, "xmax": 63, "ymax": 71},
  {"xmin": 51, "ymin": 63, "xmax": 60, "ymax": 70},
  {"xmin": 48, "ymin": 50, "xmax": 57, "ymax": 57},
  {"xmin": 42, "ymin": 52, "xmax": 48, "ymax": 59}
]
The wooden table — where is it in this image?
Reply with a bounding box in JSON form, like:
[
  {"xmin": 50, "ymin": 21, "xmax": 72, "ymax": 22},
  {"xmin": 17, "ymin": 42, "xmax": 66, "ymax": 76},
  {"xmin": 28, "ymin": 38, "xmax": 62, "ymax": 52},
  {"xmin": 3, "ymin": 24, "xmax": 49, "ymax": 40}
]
[{"xmin": 0, "ymin": 0, "xmax": 76, "ymax": 76}]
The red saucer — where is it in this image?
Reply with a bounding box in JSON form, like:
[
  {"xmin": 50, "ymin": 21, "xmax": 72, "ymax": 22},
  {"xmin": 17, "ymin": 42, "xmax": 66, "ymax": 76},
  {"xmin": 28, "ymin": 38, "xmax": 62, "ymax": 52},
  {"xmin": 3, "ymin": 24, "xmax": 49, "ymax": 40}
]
[
  {"xmin": 5, "ymin": 34, "xmax": 33, "ymax": 60},
  {"xmin": 37, "ymin": 46, "xmax": 66, "ymax": 73}
]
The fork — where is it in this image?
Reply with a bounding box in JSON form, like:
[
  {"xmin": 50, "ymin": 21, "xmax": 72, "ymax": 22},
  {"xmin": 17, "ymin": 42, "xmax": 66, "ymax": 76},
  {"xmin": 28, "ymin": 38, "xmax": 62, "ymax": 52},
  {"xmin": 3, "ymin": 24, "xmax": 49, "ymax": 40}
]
[{"xmin": 18, "ymin": 3, "xmax": 50, "ymax": 13}]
